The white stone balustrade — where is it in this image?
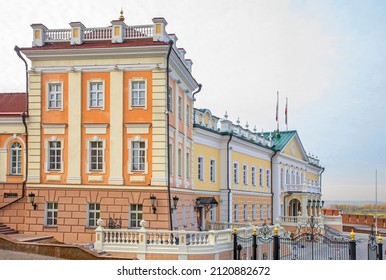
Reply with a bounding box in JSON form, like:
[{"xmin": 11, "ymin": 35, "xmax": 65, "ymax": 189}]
[{"xmin": 283, "ymin": 184, "xmax": 321, "ymax": 194}]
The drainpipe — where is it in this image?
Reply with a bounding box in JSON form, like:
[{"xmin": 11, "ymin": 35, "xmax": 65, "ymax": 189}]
[
  {"xmin": 226, "ymin": 133, "xmax": 233, "ymax": 223},
  {"xmin": 166, "ymin": 40, "xmax": 174, "ymax": 231},
  {"xmin": 270, "ymin": 150, "xmax": 278, "ymax": 224},
  {"xmin": 319, "ymin": 167, "xmax": 325, "ymax": 194},
  {"xmin": 192, "ymin": 84, "xmax": 202, "ymax": 126},
  {"xmin": 14, "ymin": 46, "xmax": 29, "ymax": 112}
]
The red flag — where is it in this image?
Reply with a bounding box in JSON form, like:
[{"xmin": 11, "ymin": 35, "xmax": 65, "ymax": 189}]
[
  {"xmin": 285, "ymin": 98, "xmax": 288, "ymax": 125},
  {"xmin": 275, "ymin": 91, "xmax": 279, "ymax": 122}
]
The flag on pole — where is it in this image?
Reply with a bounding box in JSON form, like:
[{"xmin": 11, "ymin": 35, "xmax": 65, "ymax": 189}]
[{"xmin": 285, "ymin": 97, "xmax": 288, "ymax": 130}]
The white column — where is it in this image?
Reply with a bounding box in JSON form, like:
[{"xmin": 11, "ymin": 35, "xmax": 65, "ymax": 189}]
[{"xmin": 271, "ymin": 155, "xmax": 281, "ymax": 222}]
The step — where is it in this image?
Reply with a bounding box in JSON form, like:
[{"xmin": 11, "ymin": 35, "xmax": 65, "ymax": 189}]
[{"xmin": 0, "ymin": 229, "xmax": 18, "ymax": 235}]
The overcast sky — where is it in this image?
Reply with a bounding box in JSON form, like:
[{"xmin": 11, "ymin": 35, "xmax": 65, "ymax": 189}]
[{"xmin": 0, "ymin": 0, "xmax": 385, "ymax": 202}]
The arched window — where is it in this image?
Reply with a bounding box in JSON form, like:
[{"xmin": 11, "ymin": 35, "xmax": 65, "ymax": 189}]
[{"xmin": 10, "ymin": 142, "xmax": 22, "ymax": 175}]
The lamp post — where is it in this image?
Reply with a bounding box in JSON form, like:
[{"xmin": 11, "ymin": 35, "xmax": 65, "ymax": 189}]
[
  {"xmin": 307, "ymin": 199, "xmax": 317, "ymax": 260},
  {"xmin": 28, "ymin": 192, "xmax": 37, "ymax": 210},
  {"xmin": 150, "ymin": 194, "xmax": 157, "ymax": 214}
]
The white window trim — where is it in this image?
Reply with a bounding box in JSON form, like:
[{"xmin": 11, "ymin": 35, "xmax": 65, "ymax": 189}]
[
  {"xmin": 9, "ymin": 142, "xmax": 22, "ymax": 175},
  {"xmin": 46, "ymin": 81, "xmax": 63, "ymax": 111},
  {"xmin": 190, "ymin": 204, "xmax": 195, "ymax": 225},
  {"xmin": 86, "ymin": 136, "xmax": 106, "ymax": 174},
  {"xmin": 233, "ymin": 162, "xmax": 239, "ymax": 185},
  {"xmin": 44, "ymin": 136, "xmax": 64, "ymax": 173},
  {"xmin": 129, "ymin": 78, "xmax": 148, "ymax": 110},
  {"xmin": 178, "ymin": 96, "xmax": 182, "ymax": 120},
  {"xmin": 244, "ymin": 204, "xmax": 248, "ymax": 221},
  {"xmin": 266, "ymin": 169, "xmax": 271, "ymax": 188},
  {"xmin": 186, "ymin": 152, "xmax": 190, "ymax": 179},
  {"xmin": 234, "ymin": 204, "xmax": 239, "ymax": 222},
  {"xmin": 86, "ymin": 202, "xmax": 100, "ymax": 228},
  {"xmin": 210, "ymin": 158, "xmax": 216, "ymax": 183},
  {"xmin": 127, "ymin": 136, "xmax": 149, "ymax": 174},
  {"xmin": 210, "ymin": 204, "xmax": 217, "ymax": 222},
  {"xmin": 129, "ymin": 204, "xmax": 143, "ymax": 228},
  {"xmin": 198, "ymin": 156, "xmax": 204, "ymax": 181},
  {"xmin": 182, "ymin": 204, "xmax": 187, "ymax": 228},
  {"xmin": 252, "ymin": 204, "xmax": 257, "ymax": 221},
  {"xmin": 251, "ymin": 166, "xmax": 256, "ymax": 187},
  {"xmin": 45, "ymin": 202, "xmax": 58, "ymax": 226},
  {"xmin": 186, "ymin": 104, "xmax": 190, "ymax": 127},
  {"xmin": 242, "ymin": 164, "xmax": 248, "ymax": 186},
  {"xmin": 259, "ymin": 167, "xmax": 264, "ymax": 187},
  {"xmin": 87, "ymin": 79, "xmax": 105, "ymax": 110}
]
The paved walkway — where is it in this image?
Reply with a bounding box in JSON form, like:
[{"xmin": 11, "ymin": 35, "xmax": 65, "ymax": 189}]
[{"xmin": 0, "ymin": 248, "xmax": 63, "ymax": 260}]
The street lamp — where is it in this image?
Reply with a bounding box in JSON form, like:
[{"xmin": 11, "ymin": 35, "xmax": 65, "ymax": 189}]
[
  {"xmin": 150, "ymin": 194, "xmax": 157, "ymax": 214},
  {"xmin": 171, "ymin": 195, "xmax": 179, "ymax": 211},
  {"xmin": 28, "ymin": 192, "xmax": 37, "ymax": 210}
]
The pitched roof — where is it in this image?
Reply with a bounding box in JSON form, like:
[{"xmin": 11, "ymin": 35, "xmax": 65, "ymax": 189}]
[
  {"xmin": 266, "ymin": 130, "xmax": 297, "ymax": 151},
  {"xmin": 0, "ymin": 93, "xmax": 27, "ymax": 115}
]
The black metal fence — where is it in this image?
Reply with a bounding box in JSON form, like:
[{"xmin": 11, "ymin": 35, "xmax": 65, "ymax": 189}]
[{"xmin": 233, "ymin": 224, "xmax": 358, "ymax": 260}]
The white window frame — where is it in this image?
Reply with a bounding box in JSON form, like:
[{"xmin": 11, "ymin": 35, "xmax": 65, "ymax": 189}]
[
  {"xmin": 244, "ymin": 204, "xmax": 248, "ymax": 221},
  {"xmin": 266, "ymin": 169, "xmax": 271, "ymax": 188},
  {"xmin": 128, "ymin": 137, "xmax": 149, "ymax": 174},
  {"xmin": 242, "ymin": 164, "xmax": 248, "ymax": 186},
  {"xmin": 9, "ymin": 142, "xmax": 22, "ymax": 175},
  {"xmin": 87, "ymin": 80, "xmax": 105, "ymax": 110},
  {"xmin": 198, "ymin": 156, "xmax": 204, "ymax": 181},
  {"xmin": 86, "ymin": 136, "xmax": 106, "ymax": 173},
  {"xmin": 178, "ymin": 96, "xmax": 182, "ymax": 120},
  {"xmin": 129, "ymin": 204, "xmax": 143, "ymax": 228},
  {"xmin": 251, "ymin": 166, "xmax": 256, "ymax": 186},
  {"xmin": 190, "ymin": 204, "xmax": 195, "ymax": 225},
  {"xmin": 210, "ymin": 159, "xmax": 216, "ymax": 182},
  {"xmin": 234, "ymin": 204, "xmax": 239, "ymax": 221},
  {"xmin": 178, "ymin": 148, "xmax": 182, "ymax": 177},
  {"xmin": 210, "ymin": 204, "xmax": 217, "ymax": 222},
  {"xmin": 233, "ymin": 162, "xmax": 239, "ymax": 185},
  {"xmin": 260, "ymin": 204, "xmax": 264, "ymax": 219},
  {"xmin": 267, "ymin": 204, "xmax": 271, "ymax": 219},
  {"xmin": 47, "ymin": 81, "xmax": 63, "ymax": 110},
  {"xmin": 186, "ymin": 152, "xmax": 190, "ymax": 179},
  {"xmin": 44, "ymin": 136, "xmax": 64, "ymax": 173},
  {"xmin": 186, "ymin": 104, "xmax": 190, "ymax": 127},
  {"xmin": 129, "ymin": 79, "xmax": 147, "ymax": 109},
  {"xmin": 252, "ymin": 204, "xmax": 257, "ymax": 221},
  {"xmin": 45, "ymin": 202, "xmax": 58, "ymax": 226},
  {"xmin": 168, "ymin": 86, "xmax": 173, "ymax": 112},
  {"xmin": 169, "ymin": 143, "xmax": 173, "ymax": 175},
  {"xmin": 259, "ymin": 168, "xmax": 264, "ymax": 187},
  {"xmin": 182, "ymin": 204, "xmax": 187, "ymax": 228},
  {"xmin": 87, "ymin": 203, "xmax": 100, "ymax": 227}
]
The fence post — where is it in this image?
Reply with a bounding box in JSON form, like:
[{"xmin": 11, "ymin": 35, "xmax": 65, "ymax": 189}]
[
  {"xmin": 273, "ymin": 226, "xmax": 279, "ymax": 260},
  {"xmin": 233, "ymin": 227, "xmax": 238, "ymax": 260},
  {"xmin": 349, "ymin": 229, "xmax": 356, "ymax": 260},
  {"xmin": 252, "ymin": 228, "xmax": 257, "ymax": 260},
  {"xmin": 94, "ymin": 218, "xmax": 104, "ymax": 251},
  {"xmin": 377, "ymin": 234, "xmax": 383, "ymax": 260}
]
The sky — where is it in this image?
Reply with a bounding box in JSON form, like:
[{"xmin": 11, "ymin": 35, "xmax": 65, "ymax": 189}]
[{"xmin": 0, "ymin": 0, "xmax": 385, "ymax": 202}]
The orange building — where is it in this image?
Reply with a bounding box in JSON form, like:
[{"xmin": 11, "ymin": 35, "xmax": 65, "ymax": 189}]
[{"xmin": 0, "ymin": 14, "xmax": 200, "ymax": 243}]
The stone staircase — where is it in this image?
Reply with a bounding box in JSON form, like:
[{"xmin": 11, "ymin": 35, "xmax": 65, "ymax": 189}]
[{"xmin": 0, "ymin": 223, "xmax": 18, "ymax": 235}]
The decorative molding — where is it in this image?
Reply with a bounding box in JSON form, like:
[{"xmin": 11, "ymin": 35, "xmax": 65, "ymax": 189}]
[
  {"xmin": 46, "ymin": 175, "xmax": 62, "ymax": 182},
  {"xmin": 130, "ymin": 176, "xmax": 146, "ymax": 183},
  {"xmin": 125, "ymin": 123, "xmax": 151, "ymax": 134},
  {"xmin": 42, "ymin": 124, "xmax": 66, "ymax": 135},
  {"xmin": 83, "ymin": 123, "xmax": 108, "ymax": 134}
]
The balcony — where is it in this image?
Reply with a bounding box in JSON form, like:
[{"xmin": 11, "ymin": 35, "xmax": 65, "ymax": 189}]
[{"xmin": 282, "ymin": 183, "xmax": 321, "ymax": 194}]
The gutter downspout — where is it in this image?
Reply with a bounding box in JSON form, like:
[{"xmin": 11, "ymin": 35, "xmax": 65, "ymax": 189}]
[
  {"xmin": 14, "ymin": 46, "xmax": 29, "ymax": 112},
  {"xmin": 192, "ymin": 84, "xmax": 202, "ymax": 126},
  {"xmin": 166, "ymin": 40, "xmax": 174, "ymax": 231},
  {"xmin": 226, "ymin": 133, "xmax": 233, "ymax": 223},
  {"xmin": 270, "ymin": 150, "xmax": 278, "ymax": 225}
]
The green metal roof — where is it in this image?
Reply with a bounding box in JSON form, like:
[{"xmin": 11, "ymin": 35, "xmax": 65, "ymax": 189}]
[{"xmin": 264, "ymin": 130, "xmax": 297, "ymax": 151}]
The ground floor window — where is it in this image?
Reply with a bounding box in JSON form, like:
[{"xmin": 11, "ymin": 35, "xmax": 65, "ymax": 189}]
[
  {"xmin": 45, "ymin": 202, "xmax": 58, "ymax": 226},
  {"xmin": 129, "ymin": 204, "xmax": 143, "ymax": 228},
  {"xmin": 87, "ymin": 203, "xmax": 100, "ymax": 227}
]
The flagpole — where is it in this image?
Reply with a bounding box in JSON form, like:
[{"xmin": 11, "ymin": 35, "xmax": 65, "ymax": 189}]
[
  {"xmin": 375, "ymin": 169, "xmax": 378, "ymax": 235},
  {"xmin": 276, "ymin": 91, "xmax": 279, "ymax": 132},
  {"xmin": 285, "ymin": 97, "xmax": 288, "ymax": 131}
]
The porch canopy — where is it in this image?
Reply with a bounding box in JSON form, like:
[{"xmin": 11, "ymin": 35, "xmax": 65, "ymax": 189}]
[{"xmin": 196, "ymin": 197, "xmax": 218, "ymax": 207}]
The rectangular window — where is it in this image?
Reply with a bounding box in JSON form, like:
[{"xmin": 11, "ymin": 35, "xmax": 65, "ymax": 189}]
[
  {"xmin": 48, "ymin": 141, "xmax": 61, "ymax": 171},
  {"xmin": 267, "ymin": 204, "xmax": 271, "ymax": 219},
  {"xmin": 243, "ymin": 164, "xmax": 248, "ymax": 185},
  {"xmin": 132, "ymin": 141, "xmax": 146, "ymax": 172},
  {"xmin": 178, "ymin": 148, "xmax": 182, "ymax": 177},
  {"xmin": 129, "ymin": 204, "xmax": 143, "ymax": 228},
  {"xmin": 169, "ymin": 144, "xmax": 173, "ymax": 175},
  {"xmin": 90, "ymin": 141, "xmax": 103, "ymax": 171},
  {"xmin": 186, "ymin": 104, "xmax": 190, "ymax": 127},
  {"xmin": 198, "ymin": 157, "xmax": 204, "ymax": 181},
  {"xmin": 131, "ymin": 81, "xmax": 146, "ymax": 107},
  {"xmin": 266, "ymin": 169, "xmax": 271, "ymax": 188},
  {"xmin": 233, "ymin": 162, "xmax": 239, "ymax": 184},
  {"xmin": 178, "ymin": 96, "xmax": 182, "ymax": 119},
  {"xmin": 190, "ymin": 204, "xmax": 195, "ymax": 225},
  {"xmin": 259, "ymin": 168, "xmax": 264, "ymax": 186},
  {"xmin": 234, "ymin": 204, "xmax": 239, "ymax": 221},
  {"xmin": 182, "ymin": 204, "xmax": 187, "ymax": 227},
  {"xmin": 210, "ymin": 205, "xmax": 216, "ymax": 222},
  {"xmin": 168, "ymin": 86, "xmax": 173, "ymax": 112},
  {"xmin": 186, "ymin": 153, "xmax": 190, "ymax": 179},
  {"xmin": 251, "ymin": 166, "xmax": 256, "ymax": 186},
  {"xmin": 45, "ymin": 202, "xmax": 58, "ymax": 226},
  {"xmin": 89, "ymin": 82, "xmax": 104, "ymax": 108},
  {"xmin": 173, "ymin": 209, "xmax": 178, "ymax": 229},
  {"xmin": 87, "ymin": 203, "xmax": 100, "ymax": 227},
  {"xmin": 252, "ymin": 204, "xmax": 257, "ymax": 220},
  {"xmin": 244, "ymin": 204, "xmax": 248, "ymax": 220},
  {"xmin": 260, "ymin": 204, "xmax": 264, "ymax": 219},
  {"xmin": 210, "ymin": 159, "xmax": 216, "ymax": 182},
  {"xmin": 48, "ymin": 83, "xmax": 62, "ymax": 109}
]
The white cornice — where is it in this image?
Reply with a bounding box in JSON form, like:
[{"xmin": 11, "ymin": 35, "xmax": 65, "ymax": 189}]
[
  {"xmin": 169, "ymin": 50, "xmax": 199, "ymax": 92},
  {"xmin": 29, "ymin": 63, "xmax": 165, "ymax": 73}
]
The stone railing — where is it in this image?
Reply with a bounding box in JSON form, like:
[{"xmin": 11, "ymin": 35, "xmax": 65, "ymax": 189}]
[
  {"xmin": 209, "ymin": 221, "xmax": 265, "ymax": 230},
  {"xmin": 279, "ymin": 215, "xmax": 342, "ymax": 227},
  {"xmin": 283, "ymin": 184, "xmax": 321, "ymax": 194},
  {"xmin": 94, "ymin": 220, "xmax": 234, "ymax": 259}
]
